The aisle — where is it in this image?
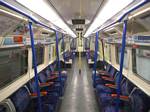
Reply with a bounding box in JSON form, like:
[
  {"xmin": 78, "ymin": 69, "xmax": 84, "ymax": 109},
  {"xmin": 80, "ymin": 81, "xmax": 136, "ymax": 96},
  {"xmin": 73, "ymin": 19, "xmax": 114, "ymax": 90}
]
[{"xmin": 59, "ymin": 57, "xmax": 99, "ymax": 112}]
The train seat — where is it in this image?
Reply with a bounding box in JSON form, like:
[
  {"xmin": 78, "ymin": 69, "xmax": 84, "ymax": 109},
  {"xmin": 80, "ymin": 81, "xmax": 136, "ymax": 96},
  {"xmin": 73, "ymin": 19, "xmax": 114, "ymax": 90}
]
[
  {"xmin": 38, "ymin": 72, "xmax": 64, "ymax": 96},
  {"xmin": 0, "ymin": 105, "xmax": 6, "ymax": 112},
  {"xmin": 64, "ymin": 51, "xmax": 72, "ymax": 61},
  {"xmin": 10, "ymin": 87, "xmax": 54, "ymax": 112},
  {"xmin": 94, "ymin": 67, "xmax": 117, "ymax": 86},
  {"xmin": 49, "ymin": 64, "xmax": 67, "ymax": 76},
  {"xmin": 97, "ymin": 63, "xmax": 111, "ymax": 75},
  {"xmin": 98, "ymin": 80, "xmax": 134, "ymax": 107},
  {"xmin": 92, "ymin": 64, "xmax": 111, "ymax": 80},
  {"xmin": 44, "ymin": 69, "xmax": 67, "ymax": 88},
  {"xmin": 27, "ymin": 80, "xmax": 59, "ymax": 109},
  {"xmin": 86, "ymin": 50, "xmax": 90, "ymax": 60},
  {"xmin": 45, "ymin": 68, "xmax": 67, "ymax": 83},
  {"xmin": 96, "ymin": 72, "xmax": 121, "ymax": 94},
  {"xmin": 0, "ymin": 99, "xmax": 16, "ymax": 112},
  {"xmin": 101, "ymin": 89, "xmax": 150, "ymax": 112}
]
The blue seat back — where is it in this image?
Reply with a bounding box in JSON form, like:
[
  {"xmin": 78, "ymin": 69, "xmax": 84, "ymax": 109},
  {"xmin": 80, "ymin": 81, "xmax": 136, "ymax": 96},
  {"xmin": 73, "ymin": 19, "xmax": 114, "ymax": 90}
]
[
  {"xmin": 28, "ymin": 80, "xmax": 37, "ymax": 93},
  {"xmin": 121, "ymin": 80, "xmax": 134, "ymax": 96},
  {"xmin": 126, "ymin": 81, "xmax": 135, "ymax": 95},
  {"xmin": 0, "ymin": 105, "xmax": 6, "ymax": 112},
  {"xmin": 120, "ymin": 80, "xmax": 129, "ymax": 96},
  {"xmin": 108, "ymin": 67, "xmax": 116, "ymax": 77},
  {"xmin": 106, "ymin": 64, "xmax": 111, "ymax": 72},
  {"xmin": 49, "ymin": 65, "xmax": 55, "ymax": 72},
  {"xmin": 64, "ymin": 51, "xmax": 71, "ymax": 60},
  {"xmin": 45, "ymin": 69, "xmax": 51, "ymax": 77},
  {"xmin": 130, "ymin": 89, "xmax": 150, "ymax": 112},
  {"xmin": 114, "ymin": 72, "xmax": 120, "ymax": 84},
  {"xmin": 38, "ymin": 72, "xmax": 47, "ymax": 83},
  {"xmin": 10, "ymin": 87, "xmax": 30, "ymax": 112}
]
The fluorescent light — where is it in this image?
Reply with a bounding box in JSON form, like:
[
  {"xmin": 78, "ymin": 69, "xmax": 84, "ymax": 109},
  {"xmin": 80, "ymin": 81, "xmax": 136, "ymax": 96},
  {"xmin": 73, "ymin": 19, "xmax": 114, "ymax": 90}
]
[
  {"xmin": 129, "ymin": 7, "xmax": 150, "ymax": 19},
  {"xmin": 0, "ymin": 8, "xmax": 28, "ymax": 21},
  {"xmin": 84, "ymin": 0, "xmax": 134, "ymax": 37},
  {"xmin": 16, "ymin": 0, "xmax": 76, "ymax": 37}
]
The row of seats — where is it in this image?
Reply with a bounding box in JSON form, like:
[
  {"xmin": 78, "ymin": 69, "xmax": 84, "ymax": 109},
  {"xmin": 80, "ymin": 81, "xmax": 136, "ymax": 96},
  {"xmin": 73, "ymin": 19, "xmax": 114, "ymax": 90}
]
[
  {"xmin": 92, "ymin": 63, "xmax": 150, "ymax": 112},
  {"xmin": 86, "ymin": 50, "xmax": 94, "ymax": 61},
  {"xmin": 63, "ymin": 51, "xmax": 73, "ymax": 62},
  {"xmin": 0, "ymin": 63, "xmax": 68, "ymax": 112}
]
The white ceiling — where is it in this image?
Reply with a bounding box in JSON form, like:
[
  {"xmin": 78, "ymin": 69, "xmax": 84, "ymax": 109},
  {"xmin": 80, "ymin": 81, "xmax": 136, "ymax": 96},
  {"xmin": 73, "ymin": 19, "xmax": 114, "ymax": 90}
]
[{"xmin": 48, "ymin": 0, "xmax": 103, "ymax": 32}]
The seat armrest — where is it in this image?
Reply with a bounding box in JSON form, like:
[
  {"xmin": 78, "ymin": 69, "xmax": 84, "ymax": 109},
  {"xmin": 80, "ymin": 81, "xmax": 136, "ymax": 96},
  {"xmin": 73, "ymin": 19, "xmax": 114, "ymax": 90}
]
[
  {"xmin": 47, "ymin": 76, "xmax": 58, "ymax": 81},
  {"xmin": 102, "ymin": 76, "xmax": 114, "ymax": 81},
  {"xmin": 39, "ymin": 82, "xmax": 54, "ymax": 88},
  {"xmin": 105, "ymin": 84, "xmax": 116, "ymax": 89},
  {"xmin": 51, "ymin": 72, "xmax": 58, "ymax": 75},
  {"xmin": 111, "ymin": 94, "xmax": 129, "ymax": 101},
  {"xmin": 30, "ymin": 91, "xmax": 48, "ymax": 98},
  {"xmin": 98, "ymin": 70, "xmax": 106, "ymax": 73}
]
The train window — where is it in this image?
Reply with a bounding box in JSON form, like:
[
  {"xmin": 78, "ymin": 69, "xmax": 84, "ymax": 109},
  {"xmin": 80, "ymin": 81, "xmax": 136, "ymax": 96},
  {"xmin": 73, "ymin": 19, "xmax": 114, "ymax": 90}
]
[
  {"xmin": 48, "ymin": 45, "xmax": 51, "ymax": 61},
  {"xmin": 52, "ymin": 45, "xmax": 56, "ymax": 58},
  {"xmin": 104, "ymin": 44, "xmax": 111, "ymax": 62},
  {"xmin": 84, "ymin": 38, "xmax": 90, "ymax": 50},
  {"xmin": 70, "ymin": 38, "xmax": 77, "ymax": 50},
  {"xmin": 61, "ymin": 40, "xmax": 66, "ymax": 52},
  {"xmin": 0, "ymin": 48, "xmax": 28, "ymax": 88},
  {"xmin": 99, "ymin": 41, "xmax": 103, "ymax": 60},
  {"xmin": 32, "ymin": 45, "xmax": 44, "ymax": 67},
  {"xmin": 132, "ymin": 47, "xmax": 150, "ymax": 82},
  {"xmin": 115, "ymin": 45, "xmax": 128, "ymax": 69}
]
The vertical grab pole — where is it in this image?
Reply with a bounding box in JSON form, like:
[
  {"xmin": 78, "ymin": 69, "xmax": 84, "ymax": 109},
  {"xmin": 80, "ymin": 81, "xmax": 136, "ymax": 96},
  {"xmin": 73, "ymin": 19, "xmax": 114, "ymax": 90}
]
[
  {"xmin": 93, "ymin": 32, "xmax": 99, "ymax": 88},
  {"xmin": 28, "ymin": 22, "xmax": 42, "ymax": 112},
  {"xmin": 55, "ymin": 31, "xmax": 62, "ymax": 82},
  {"xmin": 116, "ymin": 20, "xmax": 128, "ymax": 112},
  {"xmin": 62, "ymin": 34, "xmax": 66, "ymax": 69}
]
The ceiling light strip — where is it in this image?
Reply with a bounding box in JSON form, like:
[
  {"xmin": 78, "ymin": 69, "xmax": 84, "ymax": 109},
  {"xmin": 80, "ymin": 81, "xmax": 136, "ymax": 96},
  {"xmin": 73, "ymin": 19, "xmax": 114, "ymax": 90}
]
[
  {"xmin": 16, "ymin": 0, "xmax": 76, "ymax": 37},
  {"xmin": 84, "ymin": 0, "xmax": 148, "ymax": 37}
]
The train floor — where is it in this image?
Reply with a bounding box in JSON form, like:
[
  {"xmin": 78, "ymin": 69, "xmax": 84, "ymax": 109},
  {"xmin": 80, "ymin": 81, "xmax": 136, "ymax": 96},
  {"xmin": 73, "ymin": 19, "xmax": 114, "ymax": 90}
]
[{"xmin": 58, "ymin": 57, "xmax": 99, "ymax": 112}]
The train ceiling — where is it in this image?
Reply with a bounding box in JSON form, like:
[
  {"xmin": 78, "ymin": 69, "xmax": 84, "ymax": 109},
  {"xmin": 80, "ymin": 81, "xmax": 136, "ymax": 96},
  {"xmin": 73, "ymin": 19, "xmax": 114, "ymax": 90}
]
[
  {"xmin": 48, "ymin": 0, "xmax": 103, "ymax": 34},
  {"xmin": 0, "ymin": 0, "xmax": 150, "ymax": 38}
]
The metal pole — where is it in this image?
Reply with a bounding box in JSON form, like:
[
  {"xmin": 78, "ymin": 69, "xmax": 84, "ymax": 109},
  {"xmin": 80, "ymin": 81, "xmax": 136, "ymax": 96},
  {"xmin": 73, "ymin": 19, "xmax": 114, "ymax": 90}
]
[
  {"xmin": 116, "ymin": 20, "xmax": 128, "ymax": 112},
  {"xmin": 79, "ymin": 33, "xmax": 82, "ymax": 74},
  {"xmin": 101, "ymin": 39, "xmax": 105, "ymax": 62},
  {"xmin": 55, "ymin": 31, "xmax": 62, "ymax": 82},
  {"xmin": 28, "ymin": 22, "xmax": 42, "ymax": 112},
  {"xmin": 93, "ymin": 32, "xmax": 99, "ymax": 88}
]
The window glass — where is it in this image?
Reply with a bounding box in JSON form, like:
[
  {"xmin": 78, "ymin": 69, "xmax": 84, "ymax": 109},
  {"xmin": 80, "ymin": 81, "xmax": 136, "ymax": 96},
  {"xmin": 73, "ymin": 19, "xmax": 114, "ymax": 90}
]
[
  {"xmin": 99, "ymin": 41, "xmax": 103, "ymax": 60},
  {"xmin": 51, "ymin": 45, "xmax": 56, "ymax": 59},
  {"xmin": 84, "ymin": 38, "xmax": 90, "ymax": 50},
  {"xmin": 48, "ymin": 45, "xmax": 51, "ymax": 61},
  {"xmin": 0, "ymin": 48, "xmax": 28, "ymax": 88},
  {"xmin": 104, "ymin": 44, "xmax": 111, "ymax": 62},
  {"xmin": 61, "ymin": 40, "xmax": 66, "ymax": 52},
  {"xmin": 32, "ymin": 45, "xmax": 44, "ymax": 67},
  {"xmin": 132, "ymin": 47, "xmax": 150, "ymax": 82},
  {"xmin": 115, "ymin": 45, "xmax": 128, "ymax": 69},
  {"xmin": 70, "ymin": 38, "xmax": 77, "ymax": 50}
]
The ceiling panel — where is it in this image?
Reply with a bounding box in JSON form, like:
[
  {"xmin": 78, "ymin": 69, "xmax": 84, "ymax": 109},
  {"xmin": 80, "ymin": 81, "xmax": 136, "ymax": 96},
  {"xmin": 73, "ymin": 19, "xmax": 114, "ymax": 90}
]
[
  {"xmin": 48, "ymin": 0, "xmax": 103, "ymax": 33},
  {"xmin": 48, "ymin": 0, "xmax": 102, "ymax": 21}
]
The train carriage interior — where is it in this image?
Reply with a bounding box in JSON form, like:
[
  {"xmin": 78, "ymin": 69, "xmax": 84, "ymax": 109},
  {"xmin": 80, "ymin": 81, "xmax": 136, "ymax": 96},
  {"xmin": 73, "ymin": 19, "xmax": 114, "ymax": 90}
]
[{"xmin": 0, "ymin": 0, "xmax": 150, "ymax": 112}]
